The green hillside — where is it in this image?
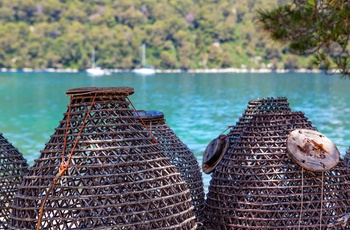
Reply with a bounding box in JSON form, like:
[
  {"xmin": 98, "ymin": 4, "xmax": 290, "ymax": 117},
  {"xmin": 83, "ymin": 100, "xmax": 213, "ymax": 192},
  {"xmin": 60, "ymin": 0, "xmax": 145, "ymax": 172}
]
[{"xmin": 0, "ymin": 0, "xmax": 313, "ymax": 70}]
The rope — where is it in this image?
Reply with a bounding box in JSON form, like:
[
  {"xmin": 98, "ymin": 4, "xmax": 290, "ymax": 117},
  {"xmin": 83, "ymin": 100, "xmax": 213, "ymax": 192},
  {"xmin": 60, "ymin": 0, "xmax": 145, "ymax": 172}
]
[
  {"xmin": 218, "ymin": 126, "xmax": 243, "ymax": 140},
  {"xmin": 61, "ymin": 96, "xmax": 72, "ymax": 167},
  {"xmin": 126, "ymin": 97, "xmax": 157, "ymax": 143},
  {"xmin": 36, "ymin": 93, "xmax": 97, "ymax": 230},
  {"xmin": 219, "ymin": 126, "xmax": 231, "ymax": 136},
  {"xmin": 298, "ymin": 167, "xmax": 304, "ymax": 230},
  {"xmin": 320, "ymin": 172, "xmax": 324, "ymax": 230},
  {"xmin": 298, "ymin": 169, "xmax": 325, "ymax": 230}
]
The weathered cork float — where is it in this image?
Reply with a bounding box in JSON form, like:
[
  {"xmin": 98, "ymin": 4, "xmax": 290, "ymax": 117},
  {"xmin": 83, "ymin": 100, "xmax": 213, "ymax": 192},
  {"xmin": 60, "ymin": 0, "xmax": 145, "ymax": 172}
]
[
  {"xmin": 9, "ymin": 87, "xmax": 197, "ymax": 230},
  {"xmin": 135, "ymin": 110, "xmax": 205, "ymax": 223},
  {"xmin": 0, "ymin": 133, "xmax": 29, "ymax": 229},
  {"xmin": 202, "ymin": 97, "xmax": 350, "ymax": 229}
]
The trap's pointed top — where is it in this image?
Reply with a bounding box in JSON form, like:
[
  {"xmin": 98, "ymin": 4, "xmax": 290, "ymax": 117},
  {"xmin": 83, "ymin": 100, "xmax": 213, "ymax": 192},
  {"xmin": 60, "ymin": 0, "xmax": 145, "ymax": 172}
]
[{"xmin": 245, "ymin": 97, "xmax": 291, "ymax": 114}]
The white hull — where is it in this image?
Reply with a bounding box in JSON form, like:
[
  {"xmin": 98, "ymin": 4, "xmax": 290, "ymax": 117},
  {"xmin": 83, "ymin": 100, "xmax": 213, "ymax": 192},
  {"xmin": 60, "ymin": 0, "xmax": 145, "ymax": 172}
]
[
  {"xmin": 133, "ymin": 67, "xmax": 156, "ymax": 75},
  {"xmin": 86, "ymin": 67, "xmax": 104, "ymax": 76},
  {"xmin": 87, "ymin": 49, "xmax": 105, "ymax": 76}
]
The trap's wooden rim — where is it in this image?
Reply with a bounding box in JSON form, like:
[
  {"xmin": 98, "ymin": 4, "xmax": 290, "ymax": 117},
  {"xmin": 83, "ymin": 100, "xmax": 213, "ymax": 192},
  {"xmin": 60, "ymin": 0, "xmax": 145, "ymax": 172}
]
[
  {"xmin": 287, "ymin": 129, "xmax": 340, "ymax": 172},
  {"xmin": 202, "ymin": 135, "xmax": 229, "ymax": 174},
  {"xmin": 66, "ymin": 87, "xmax": 134, "ymax": 96}
]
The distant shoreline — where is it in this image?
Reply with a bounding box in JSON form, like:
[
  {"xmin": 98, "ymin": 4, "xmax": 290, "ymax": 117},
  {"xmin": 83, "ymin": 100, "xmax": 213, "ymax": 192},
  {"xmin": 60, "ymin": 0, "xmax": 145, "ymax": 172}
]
[{"xmin": 0, "ymin": 67, "xmax": 323, "ymax": 74}]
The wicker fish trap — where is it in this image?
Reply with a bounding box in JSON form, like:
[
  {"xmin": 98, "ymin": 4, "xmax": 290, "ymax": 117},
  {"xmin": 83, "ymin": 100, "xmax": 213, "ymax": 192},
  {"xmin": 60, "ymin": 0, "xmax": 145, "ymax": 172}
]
[
  {"xmin": 136, "ymin": 110, "xmax": 205, "ymax": 223},
  {"xmin": 203, "ymin": 97, "xmax": 293, "ymax": 174},
  {"xmin": 203, "ymin": 112, "xmax": 350, "ymax": 229},
  {"xmin": 9, "ymin": 87, "xmax": 196, "ymax": 230},
  {"xmin": 0, "ymin": 133, "xmax": 29, "ymax": 229}
]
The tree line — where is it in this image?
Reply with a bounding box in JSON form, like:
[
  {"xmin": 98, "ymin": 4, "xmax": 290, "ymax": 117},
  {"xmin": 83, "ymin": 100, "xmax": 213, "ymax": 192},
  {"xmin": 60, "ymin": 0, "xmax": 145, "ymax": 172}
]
[{"xmin": 0, "ymin": 0, "xmax": 315, "ymax": 71}]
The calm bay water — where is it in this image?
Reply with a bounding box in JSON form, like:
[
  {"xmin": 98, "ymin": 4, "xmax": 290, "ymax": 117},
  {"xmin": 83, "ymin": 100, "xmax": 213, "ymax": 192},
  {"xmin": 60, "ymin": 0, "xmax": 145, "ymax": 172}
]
[{"xmin": 1, "ymin": 71, "xmax": 350, "ymax": 187}]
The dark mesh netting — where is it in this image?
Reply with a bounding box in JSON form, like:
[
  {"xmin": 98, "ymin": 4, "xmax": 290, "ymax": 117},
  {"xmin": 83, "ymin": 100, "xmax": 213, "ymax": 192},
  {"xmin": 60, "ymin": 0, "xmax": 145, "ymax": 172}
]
[
  {"xmin": 9, "ymin": 87, "xmax": 196, "ymax": 230},
  {"xmin": 203, "ymin": 97, "xmax": 293, "ymax": 174},
  {"xmin": 136, "ymin": 110, "xmax": 205, "ymax": 223},
  {"xmin": 203, "ymin": 98, "xmax": 350, "ymax": 229},
  {"xmin": 228, "ymin": 97, "xmax": 292, "ymax": 145},
  {"xmin": 344, "ymin": 146, "xmax": 350, "ymax": 168},
  {"xmin": 0, "ymin": 133, "xmax": 29, "ymax": 229}
]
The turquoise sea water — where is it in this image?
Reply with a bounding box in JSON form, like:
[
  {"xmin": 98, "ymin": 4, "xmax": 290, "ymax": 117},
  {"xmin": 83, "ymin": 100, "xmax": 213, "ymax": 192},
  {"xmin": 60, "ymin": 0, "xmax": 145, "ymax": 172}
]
[{"xmin": 1, "ymin": 71, "xmax": 350, "ymax": 187}]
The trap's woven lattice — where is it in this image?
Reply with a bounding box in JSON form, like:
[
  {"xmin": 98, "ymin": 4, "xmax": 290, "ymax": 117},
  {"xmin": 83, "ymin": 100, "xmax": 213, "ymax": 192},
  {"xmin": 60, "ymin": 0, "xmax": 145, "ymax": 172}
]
[
  {"xmin": 0, "ymin": 133, "xmax": 29, "ymax": 229},
  {"xmin": 203, "ymin": 98, "xmax": 350, "ymax": 229},
  {"xmin": 9, "ymin": 87, "xmax": 196, "ymax": 230},
  {"xmin": 136, "ymin": 110, "xmax": 205, "ymax": 223},
  {"xmin": 344, "ymin": 146, "xmax": 350, "ymax": 168},
  {"xmin": 203, "ymin": 97, "xmax": 294, "ymax": 174},
  {"xmin": 227, "ymin": 97, "xmax": 292, "ymax": 145}
]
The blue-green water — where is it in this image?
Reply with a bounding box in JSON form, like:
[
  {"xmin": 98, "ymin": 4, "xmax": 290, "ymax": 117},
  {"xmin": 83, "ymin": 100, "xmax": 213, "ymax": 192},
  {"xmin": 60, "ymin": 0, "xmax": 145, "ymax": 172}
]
[{"xmin": 1, "ymin": 71, "xmax": 350, "ymax": 187}]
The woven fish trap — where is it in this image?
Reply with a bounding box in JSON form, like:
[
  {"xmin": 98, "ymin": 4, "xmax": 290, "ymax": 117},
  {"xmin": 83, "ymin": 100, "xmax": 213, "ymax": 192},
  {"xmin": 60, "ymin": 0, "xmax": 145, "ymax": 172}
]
[
  {"xmin": 203, "ymin": 112, "xmax": 350, "ymax": 229},
  {"xmin": 9, "ymin": 87, "xmax": 196, "ymax": 230},
  {"xmin": 0, "ymin": 133, "xmax": 29, "ymax": 229},
  {"xmin": 136, "ymin": 110, "xmax": 205, "ymax": 223},
  {"xmin": 203, "ymin": 97, "xmax": 293, "ymax": 174}
]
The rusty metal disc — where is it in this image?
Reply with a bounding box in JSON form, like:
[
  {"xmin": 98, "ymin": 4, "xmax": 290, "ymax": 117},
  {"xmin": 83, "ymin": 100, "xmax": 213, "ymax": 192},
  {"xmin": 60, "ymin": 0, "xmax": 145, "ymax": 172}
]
[
  {"xmin": 202, "ymin": 135, "xmax": 229, "ymax": 174},
  {"xmin": 287, "ymin": 129, "xmax": 340, "ymax": 172}
]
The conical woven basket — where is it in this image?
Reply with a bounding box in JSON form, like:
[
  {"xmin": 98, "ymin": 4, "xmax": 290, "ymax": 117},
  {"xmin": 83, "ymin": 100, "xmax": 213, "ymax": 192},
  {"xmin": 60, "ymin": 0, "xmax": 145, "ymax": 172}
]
[
  {"xmin": 203, "ymin": 110, "xmax": 350, "ymax": 229},
  {"xmin": 9, "ymin": 87, "xmax": 196, "ymax": 230},
  {"xmin": 136, "ymin": 110, "xmax": 205, "ymax": 223},
  {"xmin": 0, "ymin": 133, "xmax": 29, "ymax": 229}
]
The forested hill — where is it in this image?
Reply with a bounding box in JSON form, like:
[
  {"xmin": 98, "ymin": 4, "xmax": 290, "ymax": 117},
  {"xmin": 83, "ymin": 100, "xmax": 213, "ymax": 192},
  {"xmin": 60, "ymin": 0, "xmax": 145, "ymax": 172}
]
[{"xmin": 0, "ymin": 0, "xmax": 310, "ymax": 71}]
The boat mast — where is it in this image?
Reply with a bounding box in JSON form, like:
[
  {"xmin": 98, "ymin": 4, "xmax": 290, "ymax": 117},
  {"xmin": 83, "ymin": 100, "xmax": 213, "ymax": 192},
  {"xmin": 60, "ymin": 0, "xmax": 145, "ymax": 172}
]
[
  {"xmin": 92, "ymin": 48, "xmax": 95, "ymax": 68},
  {"xmin": 142, "ymin": 43, "xmax": 146, "ymax": 67}
]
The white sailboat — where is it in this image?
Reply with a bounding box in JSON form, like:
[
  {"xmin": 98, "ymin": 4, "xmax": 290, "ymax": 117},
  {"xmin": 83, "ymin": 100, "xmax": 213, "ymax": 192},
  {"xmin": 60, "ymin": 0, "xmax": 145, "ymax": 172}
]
[
  {"xmin": 133, "ymin": 43, "xmax": 155, "ymax": 75},
  {"xmin": 86, "ymin": 48, "xmax": 105, "ymax": 77}
]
